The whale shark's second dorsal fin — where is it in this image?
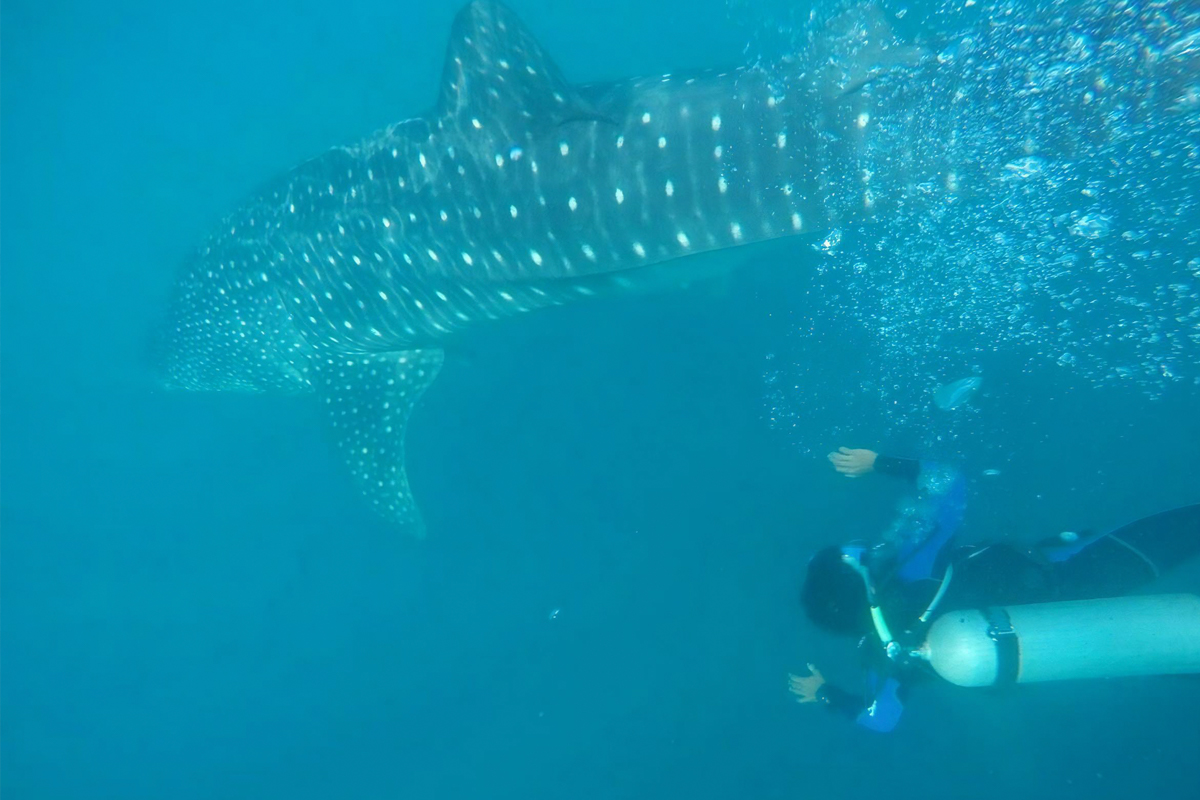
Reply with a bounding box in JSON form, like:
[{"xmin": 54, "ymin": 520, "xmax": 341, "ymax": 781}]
[{"xmin": 436, "ymin": 1, "xmax": 608, "ymax": 136}]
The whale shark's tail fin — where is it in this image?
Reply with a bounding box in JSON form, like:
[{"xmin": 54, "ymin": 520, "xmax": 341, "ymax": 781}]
[{"xmin": 315, "ymin": 349, "xmax": 444, "ymax": 537}]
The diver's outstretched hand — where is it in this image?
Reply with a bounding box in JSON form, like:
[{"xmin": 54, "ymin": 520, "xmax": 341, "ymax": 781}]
[
  {"xmin": 787, "ymin": 665, "xmax": 826, "ymax": 703},
  {"xmin": 827, "ymin": 447, "xmax": 878, "ymax": 477}
]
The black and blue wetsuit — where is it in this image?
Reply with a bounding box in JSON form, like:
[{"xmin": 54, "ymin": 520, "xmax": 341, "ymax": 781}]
[
  {"xmin": 817, "ymin": 457, "xmax": 1200, "ymax": 733},
  {"xmin": 816, "ymin": 455, "xmax": 967, "ymax": 732}
]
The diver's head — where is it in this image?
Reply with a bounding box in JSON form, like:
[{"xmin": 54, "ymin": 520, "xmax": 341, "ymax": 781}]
[{"xmin": 800, "ymin": 546, "xmax": 872, "ymax": 636}]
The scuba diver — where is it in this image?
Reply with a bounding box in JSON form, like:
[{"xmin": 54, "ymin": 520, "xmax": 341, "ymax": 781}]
[{"xmin": 788, "ymin": 446, "xmax": 1200, "ymax": 733}]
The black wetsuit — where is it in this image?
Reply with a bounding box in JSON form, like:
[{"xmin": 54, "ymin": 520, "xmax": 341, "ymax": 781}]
[{"xmin": 817, "ymin": 463, "xmax": 1200, "ymax": 732}]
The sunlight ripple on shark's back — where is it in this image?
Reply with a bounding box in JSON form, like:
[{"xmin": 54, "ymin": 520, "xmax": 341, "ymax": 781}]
[{"xmin": 155, "ymin": 0, "xmax": 922, "ymax": 534}]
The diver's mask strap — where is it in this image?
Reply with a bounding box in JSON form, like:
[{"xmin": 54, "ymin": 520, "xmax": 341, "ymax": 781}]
[{"xmin": 984, "ymin": 606, "xmax": 1020, "ymax": 686}]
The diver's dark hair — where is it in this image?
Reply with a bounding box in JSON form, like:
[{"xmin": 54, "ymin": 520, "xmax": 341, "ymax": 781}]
[{"xmin": 800, "ymin": 546, "xmax": 872, "ymax": 636}]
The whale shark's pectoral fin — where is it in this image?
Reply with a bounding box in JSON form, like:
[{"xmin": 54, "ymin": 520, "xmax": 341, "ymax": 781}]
[{"xmin": 314, "ymin": 349, "xmax": 444, "ymax": 537}]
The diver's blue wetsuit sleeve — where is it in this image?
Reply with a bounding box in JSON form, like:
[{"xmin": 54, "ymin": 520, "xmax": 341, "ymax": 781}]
[
  {"xmin": 891, "ymin": 459, "xmax": 967, "ymax": 583},
  {"xmin": 855, "ymin": 671, "xmax": 904, "ymax": 732},
  {"xmin": 875, "ymin": 455, "xmax": 921, "ymax": 482},
  {"xmin": 817, "ymin": 673, "xmax": 905, "ymax": 733}
]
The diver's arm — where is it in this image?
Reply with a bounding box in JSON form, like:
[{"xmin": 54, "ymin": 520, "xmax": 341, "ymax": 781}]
[
  {"xmin": 816, "ymin": 682, "xmax": 869, "ymax": 719},
  {"xmin": 789, "ymin": 667, "xmax": 870, "ymax": 720},
  {"xmin": 790, "ymin": 658, "xmax": 906, "ymax": 732},
  {"xmin": 872, "ymin": 454, "xmax": 921, "ymax": 482},
  {"xmin": 828, "ymin": 447, "xmax": 921, "ymax": 483},
  {"xmin": 827, "ymin": 447, "xmax": 878, "ymax": 477},
  {"xmin": 815, "ymin": 677, "xmax": 906, "ymax": 732}
]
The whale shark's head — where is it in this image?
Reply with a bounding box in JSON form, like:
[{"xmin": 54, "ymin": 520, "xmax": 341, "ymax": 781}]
[{"xmin": 153, "ymin": 246, "xmax": 310, "ymax": 394}]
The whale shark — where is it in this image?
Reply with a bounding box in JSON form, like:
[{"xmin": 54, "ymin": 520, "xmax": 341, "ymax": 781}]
[{"xmin": 155, "ymin": 1, "xmax": 922, "ymax": 534}]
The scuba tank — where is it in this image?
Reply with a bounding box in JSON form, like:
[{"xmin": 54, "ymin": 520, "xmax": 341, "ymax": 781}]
[{"xmin": 918, "ymin": 593, "xmax": 1200, "ymax": 687}]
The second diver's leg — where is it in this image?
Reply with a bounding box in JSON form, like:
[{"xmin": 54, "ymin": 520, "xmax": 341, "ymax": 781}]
[{"xmin": 1043, "ymin": 504, "xmax": 1200, "ymax": 599}]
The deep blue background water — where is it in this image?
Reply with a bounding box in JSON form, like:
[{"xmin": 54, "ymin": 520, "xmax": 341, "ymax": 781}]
[{"xmin": 3, "ymin": 1, "xmax": 1198, "ymax": 798}]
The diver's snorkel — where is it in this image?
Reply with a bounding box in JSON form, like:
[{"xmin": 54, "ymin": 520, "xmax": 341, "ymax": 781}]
[{"xmin": 840, "ymin": 547, "xmax": 902, "ymax": 661}]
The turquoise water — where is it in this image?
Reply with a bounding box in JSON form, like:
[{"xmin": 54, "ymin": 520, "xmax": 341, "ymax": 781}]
[{"xmin": 2, "ymin": 1, "xmax": 1198, "ymax": 798}]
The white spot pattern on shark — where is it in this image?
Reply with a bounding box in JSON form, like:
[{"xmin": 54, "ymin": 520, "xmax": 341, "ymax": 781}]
[{"xmin": 154, "ymin": 0, "xmax": 914, "ymax": 534}]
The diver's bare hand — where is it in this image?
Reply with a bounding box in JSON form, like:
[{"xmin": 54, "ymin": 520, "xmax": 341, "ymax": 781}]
[
  {"xmin": 827, "ymin": 447, "xmax": 878, "ymax": 477},
  {"xmin": 787, "ymin": 664, "xmax": 826, "ymax": 703}
]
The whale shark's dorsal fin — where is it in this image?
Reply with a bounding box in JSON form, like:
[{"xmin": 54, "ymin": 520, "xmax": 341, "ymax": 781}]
[
  {"xmin": 803, "ymin": 2, "xmax": 925, "ymax": 99},
  {"xmin": 436, "ymin": 1, "xmax": 607, "ymax": 134}
]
